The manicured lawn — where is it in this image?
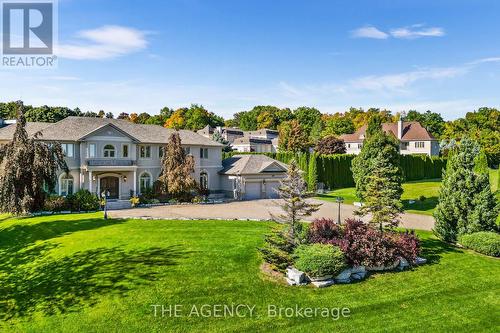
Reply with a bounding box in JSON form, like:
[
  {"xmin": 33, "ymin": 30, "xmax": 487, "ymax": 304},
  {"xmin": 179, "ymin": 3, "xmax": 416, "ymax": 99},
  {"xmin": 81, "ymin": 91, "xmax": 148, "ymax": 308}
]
[
  {"xmin": 319, "ymin": 169, "xmax": 500, "ymax": 216},
  {"xmin": 1, "ymin": 213, "xmax": 499, "ymax": 332},
  {"xmin": 318, "ymin": 179, "xmax": 441, "ymax": 216}
]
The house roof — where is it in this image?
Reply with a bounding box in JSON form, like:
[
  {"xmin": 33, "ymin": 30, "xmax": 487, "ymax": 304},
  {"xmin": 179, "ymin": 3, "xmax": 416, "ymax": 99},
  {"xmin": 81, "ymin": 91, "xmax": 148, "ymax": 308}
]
[
  {"xmin": 0, "ymin": 117, "xmax": 223, "ymax": 146},
  {"xmin": 340, "ymin": 121, "xmax": 436, "ymax": 143},
  {"xmin": 220, "ymin": 154, "xmax": 288, "ymax": 175},
  {"xmin": 232, "ymin": 137, "xmax": 273, "ymax": 145}
]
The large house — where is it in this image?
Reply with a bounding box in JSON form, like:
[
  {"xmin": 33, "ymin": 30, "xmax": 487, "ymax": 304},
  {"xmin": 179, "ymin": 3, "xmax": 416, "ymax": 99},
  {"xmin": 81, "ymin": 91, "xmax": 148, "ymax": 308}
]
[
  {"xmin": 340, "ymin": 120, "xmax": 440, "ymax": 156},
  {"xmin": 0, "ymin": 117, "xmax": 287, "ymax": 201},
  {"xmin": 197, "ymin": 125, "xmax": 279, "ymax": 153}
]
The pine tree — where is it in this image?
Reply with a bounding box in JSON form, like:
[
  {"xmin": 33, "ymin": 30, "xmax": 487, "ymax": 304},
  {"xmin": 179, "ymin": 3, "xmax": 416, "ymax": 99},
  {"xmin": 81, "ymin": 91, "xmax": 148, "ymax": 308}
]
[
  {"xmin": 356, "ymin": 154, "xmax": 403, "ymax": 231},
  {"xmin": 434, "ymin": 137, "xmax": 499, "ymax": 242},
  {"xmin": 0, "ymin": 101, "xmax": 67, "ymax": 215},
  {"xmin": 271, "ymin": 160, "xmax": 321, "ymax": 245},
  {"xmin": 211, "ymin": 131, "xmax": 232, "ymax": 152},
  {"xmin": 352, "ymin": 130, "xmax": 403, "ymax": 229},
  {"xmin": 307, "ymin": 153, "xmax": 317, "ymax": 192},
  {"xmin": 158, "ymin": 132, "xmax": 196, "ymax": 201}
]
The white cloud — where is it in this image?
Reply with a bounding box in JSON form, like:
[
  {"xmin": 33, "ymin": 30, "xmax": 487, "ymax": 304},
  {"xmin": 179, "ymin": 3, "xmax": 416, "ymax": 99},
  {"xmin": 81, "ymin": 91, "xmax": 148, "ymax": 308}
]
[
  {"xmin": 468, "ymin": 57, "xmax": 500, "ymax": 65},
  {"xmin": 390, "ymin": 26, "xmax": 445, "ymax": 39},
  {"xmin": 57, "ymin": 25, "xmax": 148, "ymax": 60},
  {"xmin": 351, "ymin": 26, "xmax": 388, "ymax": 39}
]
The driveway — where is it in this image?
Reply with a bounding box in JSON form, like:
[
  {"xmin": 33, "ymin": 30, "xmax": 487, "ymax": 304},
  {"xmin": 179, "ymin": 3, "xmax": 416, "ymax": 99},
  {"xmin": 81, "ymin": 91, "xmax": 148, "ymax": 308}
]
[{"xmin": 110, "ymin": 199, "xmax": 435, "ymax": 231}]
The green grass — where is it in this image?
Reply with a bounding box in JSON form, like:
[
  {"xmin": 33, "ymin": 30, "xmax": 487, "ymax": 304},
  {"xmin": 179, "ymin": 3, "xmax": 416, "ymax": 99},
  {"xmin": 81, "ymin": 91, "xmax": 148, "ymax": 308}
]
[
  {"xmin": 318, "ymin": 179, "xmax": 441, "ymax": 216},
  {"xmin": 319, "ymin": 169, "xmax": 500, "ymax": 216},
  {"xmin": 1, "ymin": 213, "xmax": 499, "ymax": 332}
]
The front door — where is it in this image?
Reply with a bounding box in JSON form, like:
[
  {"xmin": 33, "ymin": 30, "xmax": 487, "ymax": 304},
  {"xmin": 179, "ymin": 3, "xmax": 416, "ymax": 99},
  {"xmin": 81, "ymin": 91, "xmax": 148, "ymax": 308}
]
[{"xmin": 100, "ymin": 176, "xmax": 119, "ymax": 199}]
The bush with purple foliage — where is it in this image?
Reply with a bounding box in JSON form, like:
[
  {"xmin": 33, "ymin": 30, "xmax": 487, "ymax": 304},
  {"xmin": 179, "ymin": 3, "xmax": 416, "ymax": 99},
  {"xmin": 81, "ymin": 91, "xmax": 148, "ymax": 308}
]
[{"xmin": 307, "ymin": 218, "xmax": 343, "ymax": 245}]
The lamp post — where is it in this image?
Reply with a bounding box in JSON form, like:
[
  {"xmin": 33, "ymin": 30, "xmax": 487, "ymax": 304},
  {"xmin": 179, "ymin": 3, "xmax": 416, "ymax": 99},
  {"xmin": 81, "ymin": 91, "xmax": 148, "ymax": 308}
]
[
  {"xmin": 101, "ymin": 191, "xmax": 108, "ymax": 220},
  {"xmin": 336, "ymin": 196, "xmax": 344, "ymax": 225}
]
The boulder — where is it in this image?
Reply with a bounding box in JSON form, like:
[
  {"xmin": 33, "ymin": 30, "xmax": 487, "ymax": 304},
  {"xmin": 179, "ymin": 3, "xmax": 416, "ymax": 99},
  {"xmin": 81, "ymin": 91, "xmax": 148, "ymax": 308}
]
[
  {"xmin": 311, "ymin": 279, "xmax": 335, "ymax": 288},
  {"xmin": 398, "ymin": 257, "xmax": 410, "ymax": 270},
  {"xmin": 414, "ymin": 257, "xmax": 427, "ymax": 265},
  {"xmin": 335, "ymin": 268, "xmax": 352, "ymax": 281},
  {"xmin": 286, "ymin": 267, "xmax": 306, "ymax": 284},
  {"xmin": 351, "ymin": 266, "xmax": 366, "ymax": 274},
  {"xmin": 351, "ymin": 271, "xmax": 367, "ymax": 280},
  {"xmin": 285, "ymin": 277, "xmax": 297, "ymax": 286},
  {"xmin": 308, "ymin": 275, "xmax": 333, "ymax": 282},
  {"xmin": 335, "ymin": 278, "xmax": 351, "ymax": 284},
  {"xmin": 367, "ymin": 259, "xmax": 400, "ymax": 271}
]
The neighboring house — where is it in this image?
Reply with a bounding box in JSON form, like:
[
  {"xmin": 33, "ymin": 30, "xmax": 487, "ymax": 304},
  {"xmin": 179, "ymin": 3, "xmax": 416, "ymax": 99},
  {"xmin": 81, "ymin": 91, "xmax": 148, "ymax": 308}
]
[
  {"xmin": 219, "ymin": 154, "xmax": 287, "ymax": 200},
  {"xmin": 197, "ymin": 125, "xmax": 280, "ymax": 152},
  {"xmin": 340, "ymin": 120, "xmax": 440, "ymax": 156},
  {"xmin": 0, "ymin": 117, "xmax": 224, "ymax": 200}
]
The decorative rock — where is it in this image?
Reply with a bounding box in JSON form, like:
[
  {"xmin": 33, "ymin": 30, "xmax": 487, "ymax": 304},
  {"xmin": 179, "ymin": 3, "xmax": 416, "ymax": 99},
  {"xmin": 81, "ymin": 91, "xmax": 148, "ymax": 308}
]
[
  {"xmin": 311, "ymin": 279, "xmax": 335, "ymax": 288},
  {"xmin": 286, "ymin": 267, "xmax": 306, "ymax": 284},
  {"xmin": 335, "ymin": 278, "xmax": 351, "ymax": 284},
  {"xmin": 285, "ymin": 277, "xmax": 297, "ymax": 286},
  {"xmin": 353, "ymin": 202, "xmax": 364, "ymax": 207},
  {"xmin": 367, "ymin": 259, "xmax": 400, "ymax": 271},
  {"xmin": 415, "ymin": 257, "xmax": 427, "ymax": 265},
  {"xmin": 308, "ymin": 275, "xmax": 333, "ymax": 282},
  {"xmin": 351, "ymin": 271, "xmax": 367, "ymax": 280},
  {"xmin": 398, "ymin": 257, "xmax": 410, "ymax": 270},
  {"xmin": 335, "ymin": 268, "xmax": 352, "ymax": 281},
  {"xmin": 351, "ymin": 266, "xmax": 366, "ymax": 274}
]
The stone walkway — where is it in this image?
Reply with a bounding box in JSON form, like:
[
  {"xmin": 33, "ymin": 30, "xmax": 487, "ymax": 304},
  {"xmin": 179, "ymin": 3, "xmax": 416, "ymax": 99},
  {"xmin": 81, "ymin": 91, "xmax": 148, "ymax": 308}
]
[{"xmin": 110, "ymin": 199, "xmax": 435, "ymax": 231}]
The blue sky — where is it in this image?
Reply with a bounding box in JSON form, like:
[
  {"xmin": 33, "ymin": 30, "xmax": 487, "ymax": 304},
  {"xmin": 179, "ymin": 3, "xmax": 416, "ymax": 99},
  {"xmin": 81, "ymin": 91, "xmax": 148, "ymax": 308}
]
[{"xmin": 2, "ymin": 0, "xmax": 500, "ymax": 119}]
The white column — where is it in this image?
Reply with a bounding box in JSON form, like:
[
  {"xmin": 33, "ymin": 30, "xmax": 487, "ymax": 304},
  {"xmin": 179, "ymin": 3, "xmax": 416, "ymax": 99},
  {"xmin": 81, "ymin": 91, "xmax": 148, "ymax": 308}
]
[
  {"xmin": 89, "ymin": 171, "xmax": 93, "ymax": 193},
  {"xmin": 133, "ymin": 170, "xmax": 137, "ymax": 196}
]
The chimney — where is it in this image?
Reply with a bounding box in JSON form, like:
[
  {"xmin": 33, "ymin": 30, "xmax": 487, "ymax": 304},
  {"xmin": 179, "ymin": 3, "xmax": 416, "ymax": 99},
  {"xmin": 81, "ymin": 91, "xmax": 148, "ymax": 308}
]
[{"xmin": 398, "ymin": 111, "xmax": 406, "ymax": 140}]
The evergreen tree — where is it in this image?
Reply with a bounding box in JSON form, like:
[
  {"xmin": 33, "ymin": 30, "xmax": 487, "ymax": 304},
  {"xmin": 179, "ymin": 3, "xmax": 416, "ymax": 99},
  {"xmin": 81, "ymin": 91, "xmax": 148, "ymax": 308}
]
[
  {"xmin": 434, "ymin": 137, "xmax": 499, "ymax": 242},
  {"xmin": 366, "ymin": 113, "xmax": 383, "ymax": 138},
  {"xmin": 0, "ymin": 102, "xmax": 67, "ymax": 215},
  {"xmin": 211, "ymin": 131, "xmax": 232, "ymax": 152},
  {"xmin": 271, "ymin": 160, "xmax": 321, "ymax": 245},
  {"xmin": 308, "ymin": 153, "xmax": 318, "ymax": 192},
  {"xmin": 352, "ymin": 130, "xmax": 403, "ymax": 229},
  {"xmin": 158, "ymin": 132, "xmax": 196, "ymax": 201}
]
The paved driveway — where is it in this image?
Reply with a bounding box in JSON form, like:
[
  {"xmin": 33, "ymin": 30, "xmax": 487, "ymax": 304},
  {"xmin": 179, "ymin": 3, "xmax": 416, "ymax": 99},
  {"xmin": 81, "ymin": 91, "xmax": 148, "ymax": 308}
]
[{"xmin": 111, "ymin": 199, "xmax": 435, "ymax": 231}]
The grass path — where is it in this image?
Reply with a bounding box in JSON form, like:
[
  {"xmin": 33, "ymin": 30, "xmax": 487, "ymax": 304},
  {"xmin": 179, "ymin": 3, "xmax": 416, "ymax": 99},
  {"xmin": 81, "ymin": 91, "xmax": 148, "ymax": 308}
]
[{"xmin": 0, "ymin": 213, "xmax": 499, "ymax": 332}]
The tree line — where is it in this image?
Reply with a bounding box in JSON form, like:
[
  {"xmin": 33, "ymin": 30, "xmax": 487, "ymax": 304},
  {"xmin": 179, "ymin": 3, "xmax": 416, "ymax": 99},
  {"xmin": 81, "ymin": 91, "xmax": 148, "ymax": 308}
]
[{"xmin": 1, "ymin": 101, "xmax": 498, "ymax": 164}]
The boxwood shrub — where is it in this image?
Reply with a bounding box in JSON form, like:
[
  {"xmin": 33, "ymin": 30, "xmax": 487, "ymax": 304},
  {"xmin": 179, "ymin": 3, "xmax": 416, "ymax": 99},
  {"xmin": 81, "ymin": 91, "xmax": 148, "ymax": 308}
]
[
  {"xmin": 293, "ymin": 244, "xmax": 346, "ymax": 278},
  {"xmin": 458, "ymin": 232, "xmax": 500, "ymax": 257}
]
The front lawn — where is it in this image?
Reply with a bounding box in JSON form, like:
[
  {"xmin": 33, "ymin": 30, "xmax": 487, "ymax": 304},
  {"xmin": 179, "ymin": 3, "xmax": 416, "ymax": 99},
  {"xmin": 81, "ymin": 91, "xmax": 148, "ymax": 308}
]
[{"xmin": 1, "ymin": 213, "xmax": 499, "ymax": 332}]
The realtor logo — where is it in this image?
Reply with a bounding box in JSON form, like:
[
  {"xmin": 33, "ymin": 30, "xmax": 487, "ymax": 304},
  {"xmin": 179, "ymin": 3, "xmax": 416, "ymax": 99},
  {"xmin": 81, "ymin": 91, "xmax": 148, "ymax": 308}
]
[{"xmin": 1, "ymin": 0, "xmax": 57, "ymax": 67}]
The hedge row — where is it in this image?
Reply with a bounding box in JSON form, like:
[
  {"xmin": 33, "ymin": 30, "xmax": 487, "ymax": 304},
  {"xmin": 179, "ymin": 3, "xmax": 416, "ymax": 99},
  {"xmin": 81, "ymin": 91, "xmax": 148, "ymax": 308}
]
[{"xmin": 222, "ymin": 152, "xmax": 447, "ymax": 189}]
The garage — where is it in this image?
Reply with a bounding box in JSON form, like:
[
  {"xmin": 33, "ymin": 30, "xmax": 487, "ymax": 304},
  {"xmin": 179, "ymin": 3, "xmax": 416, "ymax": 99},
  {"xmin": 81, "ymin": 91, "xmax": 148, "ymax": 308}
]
[
  {"xmin": 219, "ymin": 154, "xmax": 288, "ymax": 201},
  {"xmin": 243, "ymin": 182, "xmax": 261, "ymax": 200}
]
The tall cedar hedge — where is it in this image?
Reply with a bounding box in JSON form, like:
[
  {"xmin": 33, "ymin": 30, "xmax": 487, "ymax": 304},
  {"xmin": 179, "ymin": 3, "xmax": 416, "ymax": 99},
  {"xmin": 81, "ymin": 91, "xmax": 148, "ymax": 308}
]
[{"xmin": 223, "ymin": 152, "xmax": 447, "ymax": 189}]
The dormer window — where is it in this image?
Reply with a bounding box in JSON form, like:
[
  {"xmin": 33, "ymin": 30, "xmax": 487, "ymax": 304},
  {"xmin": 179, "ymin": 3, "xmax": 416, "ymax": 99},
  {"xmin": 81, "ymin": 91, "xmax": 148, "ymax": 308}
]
[{"xmin": 103, "ymin": 144, "xmax": 115, "ymax": 158}]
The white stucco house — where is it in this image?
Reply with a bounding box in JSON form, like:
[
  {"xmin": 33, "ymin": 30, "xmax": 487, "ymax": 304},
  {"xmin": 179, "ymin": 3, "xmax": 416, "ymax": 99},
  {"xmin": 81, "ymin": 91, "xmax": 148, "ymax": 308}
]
[
  {"xmin": 0, "ymin": 117, "xmax": 288, "ymax": 203},
  {"xmin": 340, "ymin": 120, "xmax": 440, "ymax": 156}
]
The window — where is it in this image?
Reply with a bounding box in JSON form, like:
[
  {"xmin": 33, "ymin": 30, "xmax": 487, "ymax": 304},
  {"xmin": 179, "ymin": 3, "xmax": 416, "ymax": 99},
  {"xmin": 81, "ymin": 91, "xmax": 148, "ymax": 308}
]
[
  {"xmin": 103, "ymin": 144, "xmax": 115, "ymax": 158},
  {"xmin": 200, "ymin": 148, "xmax": 208, "ymax": 159},
  {"xmin": 122, "ymin": 144, "xmax": 129, "ymax": 158},
  {"xmin": 357, "ymin": 143, "xmax": 363, "ymax": 149},
  {"xmin": 415, "ymin": 142, "xmax": 425, "ymax": 148},
  {"xmin": 200, "ymin": 172, "xmax": 208, "ymax": 190},
  {"xmin": 61, "ymin": 143, "xmax": 74, "ymax": 157},
  {"xmin": 159, "ymin": 146, "xmax": 164, "ymax": 159},
  {"xmin": 140, "ymin": 172, "xmax": 152, "ymax": 192},
  {"xmin": 184, "ymin": 147, "xmax": 191, "ymax": 155},
  {"xmin": 88, "ymin": 143, "xmax": 96, "ymax": 158},
  {"xmin": 60, "ymin": 174, "xmax": 74, "ymax": 196},
  {"xmin": 140, "ymin": 145, "xmax": 151, "ymax": 158},
  {"xmin": 347, "ymin": 143, "xmax": 351, "ymax": 148}
]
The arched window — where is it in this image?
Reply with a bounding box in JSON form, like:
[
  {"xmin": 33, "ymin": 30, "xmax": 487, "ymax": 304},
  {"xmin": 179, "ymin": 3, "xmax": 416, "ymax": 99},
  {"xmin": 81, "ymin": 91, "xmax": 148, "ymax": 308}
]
[
  {"xmin": 60, "ymin": 174, "xmax": 74, "ymax": 196},
  {"xmin": 103, "ymin": 144, "xmax": 115, "ymax": 158},
  {"xmin": 140, "ymin": 172, "xmax": 152, "ymax": 193},
  {"xmin": 200, "ymin": 171, "xmax": 208, "ymax": 190}
]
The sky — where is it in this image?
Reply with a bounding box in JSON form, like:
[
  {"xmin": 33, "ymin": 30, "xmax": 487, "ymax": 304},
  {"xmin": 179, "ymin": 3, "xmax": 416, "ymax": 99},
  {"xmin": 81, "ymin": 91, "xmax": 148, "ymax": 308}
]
[{"xmin": 1, "ymin": 0, "xmax": 500, "ymax": 120}]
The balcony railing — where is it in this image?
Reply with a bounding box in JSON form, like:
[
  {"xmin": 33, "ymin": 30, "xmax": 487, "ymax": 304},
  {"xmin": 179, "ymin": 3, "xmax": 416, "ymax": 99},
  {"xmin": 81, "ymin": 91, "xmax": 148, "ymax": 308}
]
[{"xmin": 87, "ymin": 159, "xmax": 136, "ymax": 167}]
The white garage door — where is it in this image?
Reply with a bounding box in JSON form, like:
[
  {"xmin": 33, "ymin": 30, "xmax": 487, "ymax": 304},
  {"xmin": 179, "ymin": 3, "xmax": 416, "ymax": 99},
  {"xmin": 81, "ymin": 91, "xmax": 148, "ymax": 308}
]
[
  {"xmin": 244, "ymin": 182, "xmax": 261, "ymax": 200},
  {"xmin": 265, "ymin": 181, "xmax": 281, "ymax": 199}
]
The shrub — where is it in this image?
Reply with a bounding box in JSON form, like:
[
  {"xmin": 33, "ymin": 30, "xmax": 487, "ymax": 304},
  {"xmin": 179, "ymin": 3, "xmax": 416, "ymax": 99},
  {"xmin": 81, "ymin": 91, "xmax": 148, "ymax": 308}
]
[
  {"xmin": 259, "ymin": 227, "xmax": 294, "ymax": 272},
  {"xmin": 294, "ymin": 244, "xmax": 346, "ymax": 278},
  {"xmin": 340, "ymin": 219, "xmax": 399, "ymax": 267},
  {"xmin": 130, "ymin": 196, "xmax": 140, "ymax": 207},
  {"xmin": 458, "ymin": 232, "xmax": 500, "ymax": 257},
  {"xmin": 67, "ymin": 190, "xmax": 100, "ymax": 211},
  {"xmin": 392, "ymin": 231, "xmax": 421, "ymax": 263},
  {"xmin": 43, "ymin": 195, "xmax": 68, "ymax": 212},
  {"xmin": 307, "ymin": 218, "xmax": 343, "ymax": 245},
  {"xmin": 314, "ymin": 136, "xmax": 346, "ymax": 155},
  {"xmin": 419, "ymin": 195, "xmax": 426, "ymax": 202}
]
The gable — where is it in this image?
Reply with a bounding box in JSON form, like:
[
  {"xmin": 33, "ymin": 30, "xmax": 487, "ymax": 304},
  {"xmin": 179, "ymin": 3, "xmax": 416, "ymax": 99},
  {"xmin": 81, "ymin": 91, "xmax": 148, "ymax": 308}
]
[
  {"xmin": 260, "ymin": 161, "xmax": 287, "ymax": 173},
  {"xmin": 79, "ymin": 124, "xmax": 138, "ymax": 142}
]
